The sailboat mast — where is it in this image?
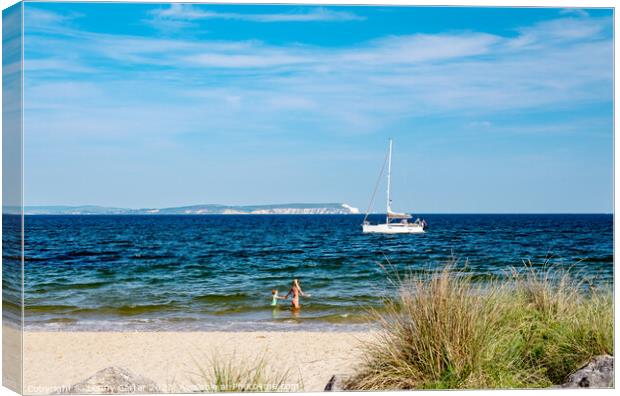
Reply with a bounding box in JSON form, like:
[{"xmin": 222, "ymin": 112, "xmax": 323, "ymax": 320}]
[{"xmin": 386, "ymin": 139, "xmax": 393, "ymax": 223}]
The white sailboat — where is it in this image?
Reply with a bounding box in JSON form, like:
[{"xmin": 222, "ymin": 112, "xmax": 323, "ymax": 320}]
[{"xmin": 362, "ymin": 139, "xmax": 427, "ymax": 234}]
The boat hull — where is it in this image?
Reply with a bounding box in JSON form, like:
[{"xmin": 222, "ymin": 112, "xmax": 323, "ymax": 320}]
[{"xmin": 362, "ymin": 223, "xmax": 425, "ymax": 234}]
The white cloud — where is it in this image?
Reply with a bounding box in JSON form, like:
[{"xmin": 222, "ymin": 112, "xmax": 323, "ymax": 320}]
[
  {"xmin": 25, "ymin": 7, "xmax": 73, "ymax": 26},
  {"xmin": 559, "ymin": 8, "xmax": 590, "ymax": 17},
  {"xmin": 340, "ymin": 33, "xmax": 500, "ymax": 65},
  {"xmin": 150, "ymin": 4, "xmax": 364, "ymax": 23},
  {"xmin": 182, "ymin": 51, "xmax": 308, "ymax": 68},
  {"xmin": 467, "ymin": 121, "xmax": 493, "ymax": 129},
  {"xmin": 24, "ymin": 8, "xmax": 612, "ymax": 141},
  {"xmin": 507, "ymin": 16, "xmax": 610, "ymax": 50},
  {"xmin": 25, "ymin": 58, "xmax": 96, "ymax": 73},
  {"xmin": 23, "ymin": 7, "xmax": 83, "ymax": 34}
]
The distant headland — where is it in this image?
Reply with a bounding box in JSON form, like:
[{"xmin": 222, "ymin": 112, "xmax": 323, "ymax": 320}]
[{"xmin": 24, "ymin": 203, "xmax": 361, "ymax": 215}]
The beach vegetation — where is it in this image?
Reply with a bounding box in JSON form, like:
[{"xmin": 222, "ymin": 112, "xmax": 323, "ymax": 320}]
[
  {"xmin": 191, "ymin": 352, "xmax": 299, "ymax": 392},
  {"xmin": 347, "ymin": 263, "xmax": 613, "ymax": 390}
]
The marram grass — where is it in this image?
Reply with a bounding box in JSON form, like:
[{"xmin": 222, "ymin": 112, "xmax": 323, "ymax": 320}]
[
  {"xmin": 190, "ymin": 353, "xmax": 299, "ymax": 392},
  {"xmin": 347, "ymin": 264, "xmax": 613, "ymax": 390}
]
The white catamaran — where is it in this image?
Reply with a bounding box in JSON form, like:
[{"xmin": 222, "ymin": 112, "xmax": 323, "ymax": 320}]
[{"xmin": 362, "ymin": 139, "xmax": 427, "ymax": 234}]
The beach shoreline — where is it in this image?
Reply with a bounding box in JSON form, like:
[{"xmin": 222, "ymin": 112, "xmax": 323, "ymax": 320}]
[{"xmin": 20, "ymin": 327, "xmax": 374, "ymax": 394}]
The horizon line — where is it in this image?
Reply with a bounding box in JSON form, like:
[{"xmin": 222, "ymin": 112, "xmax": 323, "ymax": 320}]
[{"xmin": 18, "ymin": 204, "xmax": 614, "ymax": 212}]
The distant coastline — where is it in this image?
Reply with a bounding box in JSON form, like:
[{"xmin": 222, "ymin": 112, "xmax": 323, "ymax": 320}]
[{"xmin": 23, "ymin": 203, "xmax": 361, "ymax": 215}]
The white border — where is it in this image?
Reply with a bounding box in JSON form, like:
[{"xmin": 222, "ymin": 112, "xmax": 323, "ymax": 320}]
[{"xmin": 0, "ymin": 1, "xmax": 616, "ymax": 396}]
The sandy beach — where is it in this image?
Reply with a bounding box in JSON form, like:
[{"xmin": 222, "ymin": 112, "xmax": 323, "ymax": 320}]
[{"xmin": 21, "ymin": 329, "xmax": 373, "ymax": 394}]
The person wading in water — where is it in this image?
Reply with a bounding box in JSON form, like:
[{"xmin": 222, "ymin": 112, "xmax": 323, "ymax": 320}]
[{"xmin": 285, "ymin": 279, "xmax": 308, "ymax": 311}]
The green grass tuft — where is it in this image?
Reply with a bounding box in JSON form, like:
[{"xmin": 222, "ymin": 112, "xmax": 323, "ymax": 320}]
[
  {"xmin": 191, "ymin": 353, "xmax": 297, "ymax": 392},
  {"xmin": 347, "ymin": 264, "xmax": 613, "ymax": 390}
]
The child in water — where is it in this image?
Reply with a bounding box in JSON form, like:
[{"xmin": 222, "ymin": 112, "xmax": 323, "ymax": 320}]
[{"xmin": 271, "ymin": 289, "xmax": 287, "ymax": 306}]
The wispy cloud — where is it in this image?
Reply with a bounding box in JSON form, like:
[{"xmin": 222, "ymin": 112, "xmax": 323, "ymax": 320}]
[
  {"xmin": 24, "ymin": 6, "xmax": 83, "ymax": 33},
  {"xmin": 149, "ymin": 4, "xmax": 364, "ymax": 23},
  {"xmin": 467, "ymin": 121, "xmax": 493, "ymax": 129},
  {"xmin": 559, "ymin": 8, "xmax": 590, "ymax": 17},
  {"xmin": 25, "ymin": 58, "xmax": 96, "ymax": 73},
  {"xmin": 507, "ymin": 15, "xmax": 610, "ymax": 49},
  {"xmin": 24, "ymin": 8, "xmax": 612, "ymax": 139},
  {"xmin": 25, "ymin": 6, "xmax": 78, "ymax": 25}
]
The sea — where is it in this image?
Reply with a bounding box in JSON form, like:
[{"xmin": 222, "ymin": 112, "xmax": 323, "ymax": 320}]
[{"xmin": 9, "ymin": 214, "xmax": 614, "ymax": 332}]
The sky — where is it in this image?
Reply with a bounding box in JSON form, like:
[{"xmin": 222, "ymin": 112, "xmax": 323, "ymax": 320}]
[{"xmin": 21, "ymin": 2, "xmax": 613, "ymax": 213}]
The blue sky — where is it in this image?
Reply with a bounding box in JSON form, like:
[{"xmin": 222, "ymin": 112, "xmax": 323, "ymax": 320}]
[{"xmin": 22, "ymin": 3, "xmax": 613, "ymax": 213}]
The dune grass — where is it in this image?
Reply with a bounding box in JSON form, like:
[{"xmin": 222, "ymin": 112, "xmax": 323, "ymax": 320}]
[
  {"xmin": 347, "ymin": 264, "xmax": 613, "ymax": 390},
  {"xmin": 191, "ymin": 353, "xmax": 299, "ymax": 392}
]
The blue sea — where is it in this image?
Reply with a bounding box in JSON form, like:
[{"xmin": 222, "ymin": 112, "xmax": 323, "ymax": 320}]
[{"xmin": 14, "ymin": 214, "xmax": 614, "ymax": 331}]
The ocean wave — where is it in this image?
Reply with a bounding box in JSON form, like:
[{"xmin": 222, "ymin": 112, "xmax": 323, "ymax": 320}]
[
  {"xmin": 39, "ymin": 317, "xmax": 78, "ymax": 324},
  {"xmin": 131, "ymin": 253, "xmax": 176, "ymax": 260},
  {"xmin": 24, "ymin": 256, "xmax": 48, "ymax": 262},
  {"xmin": 71, "ymin": 303, "xmax": 181, "ymax": 316},
  {"xmin": 2, "ymin": 254, "xmax": 23, "ymax": 262},
  {"xmin": 193, "ymin": 293, "xmax": 248, "ymax": 303},
  {"xmin": 32, "ymin": 281, "xmax": 113, "ymax": 292},
  {"xmin": 57, "ymin": 250, "xmax": 119, "ymax": 259},
  {"xmin": 25, "ymin": 304, "xmax": 79, "ymax": 313},
  {"xmin": 2, "ymin": 300, "xmax": 23, "ymax": 312},
  {"xmin": 581, "ymin": 255, "xmax": 614, "ymax": 263},
  {"xmin": 271, "ymin": 312, "xmax": 372, "ymax": 324}
]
